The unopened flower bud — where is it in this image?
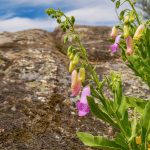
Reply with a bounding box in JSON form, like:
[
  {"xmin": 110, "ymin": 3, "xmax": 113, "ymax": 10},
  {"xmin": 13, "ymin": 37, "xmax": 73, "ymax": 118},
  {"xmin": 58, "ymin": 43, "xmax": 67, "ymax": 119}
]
[
  {"xmin": 69, "ymin": 61, "xmax": 75, "ymax": 73},
  {"xmin": 71, "ymin": 70, "xmax": 81, "ymax": 97},
  {"xmin": 72, "ymin": 53, "xmax": 80, "ymax": 65},
  {"xmin": 67, "ymin": 46, "xmax": 73, "ymax": 57},
  {"xmin": 71, "ymin": 16, "xmax": 75, "ymax": 24},
  {"xmin": 110, "ymin": 26, "xmax": 118, "ymax": 39},
  {"xmin": 64, "ymin": 35, "xmax": 68, "ymax": 43},
  {"xmin": 69, "ymin": 53, "xmax": 74, "ymax": 60},
  {"xmin": 136, "ymin": 136, "xmax": 141, "ymax": 145},
  {"xmin": 129, "ymin": 11, "xmax": 135, "ymax": 22},
  {"xmin": 124, "ymin": 15, "xmax": 130, "ymax": 24},
  {"xmin": 124, "ymin": 25, "xmax": 130, "ymax": 39},
  {"xmin": 73, "ymin": 35, "xmax": 79, "ymax": 41},
  {"xmin": 79, "ymin": 67, "xmax": 86, "ymax": 82},
  {"xmin": 126, "ymin": 36, "xmax": 134, "ymax": 56},
  {"xmin": 71, "ymin": 70, "xmax": 78, "ymax": 87},
  {"xmin": 133, "ymin": 24, "xmax": 145, "ymax": 40}
]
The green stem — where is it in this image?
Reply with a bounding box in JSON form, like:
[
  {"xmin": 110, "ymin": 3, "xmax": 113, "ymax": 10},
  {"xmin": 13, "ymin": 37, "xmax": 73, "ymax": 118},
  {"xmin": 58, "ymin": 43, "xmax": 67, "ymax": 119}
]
[
  {"xmin": 64, "ymin": 14, "xmax": 101, "ymax": 88},
  {"xmin": 127, "ymin": 0, "xmax": 141, "ymax": 25}
]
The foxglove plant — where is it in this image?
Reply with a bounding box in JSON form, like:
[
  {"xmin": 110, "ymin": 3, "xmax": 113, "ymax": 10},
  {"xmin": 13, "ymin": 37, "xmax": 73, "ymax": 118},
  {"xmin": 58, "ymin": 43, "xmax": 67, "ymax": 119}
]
[{"xmin": 46, "ymin": 0, "xmax": 150, "ymax": 149}]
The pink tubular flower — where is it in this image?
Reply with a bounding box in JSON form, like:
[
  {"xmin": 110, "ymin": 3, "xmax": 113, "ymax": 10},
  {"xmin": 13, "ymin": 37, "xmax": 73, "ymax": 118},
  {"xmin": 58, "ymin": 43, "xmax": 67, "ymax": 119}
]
[
  {"xmin": 76, "ymin": 86, "xmax": 90, "ymax": 116},
  {"xmin": 71, "ymin": 70, "xmax": 81, "ymax": 97},
  {"xmin": 110, "ymin": 35, "xmax": 121, "ymax": 53},
  {"xmin": 126, "ymin": 36, "xmax": 133, "ymax": 56}
]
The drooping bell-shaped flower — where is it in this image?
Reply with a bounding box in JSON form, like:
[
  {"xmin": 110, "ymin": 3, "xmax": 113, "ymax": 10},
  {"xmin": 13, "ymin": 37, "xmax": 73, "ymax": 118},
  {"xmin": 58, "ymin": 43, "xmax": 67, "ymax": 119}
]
[
  {"xmin": 110, "ymin": 26, "xmax": 118, "ymax": 39},
  {"xmin": 76, "ymin": 86, "xmax": 90, "ymax": 116},
  {"xmin": 133, "ymin": 24, "xmax": 145, "ymax": 40},
  {"xmin": 71, "ymin": 70, "xmax": 81, "ymax": 97},
  {"xmin": 110, "ymin": 35, "xmax": 121, "ymax": 53},
  {"xmin": 126, "ymin": 36, "xmax": 134, "ymax": 56}
]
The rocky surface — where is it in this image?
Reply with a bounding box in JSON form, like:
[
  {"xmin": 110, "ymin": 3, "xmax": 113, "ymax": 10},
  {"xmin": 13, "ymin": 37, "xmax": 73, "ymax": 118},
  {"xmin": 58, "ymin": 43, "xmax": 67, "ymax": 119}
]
[
  {"xmin": 53, "ymin": 25, "xmax": 118, "ymax": 61},
  {"xmin": 0, "ymin": 26, "xmax": 150, "ymax": 150}
]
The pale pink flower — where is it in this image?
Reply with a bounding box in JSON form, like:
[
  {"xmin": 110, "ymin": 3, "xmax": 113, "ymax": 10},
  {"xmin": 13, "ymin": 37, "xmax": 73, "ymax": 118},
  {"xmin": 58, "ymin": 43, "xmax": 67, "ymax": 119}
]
[
  {"xmin": 71, "ymin": 70, "xmax": 81, "ymax": 97},
  {"xmin": 126, "ymin": 36, "xmax": 133, "ymax": 55}
]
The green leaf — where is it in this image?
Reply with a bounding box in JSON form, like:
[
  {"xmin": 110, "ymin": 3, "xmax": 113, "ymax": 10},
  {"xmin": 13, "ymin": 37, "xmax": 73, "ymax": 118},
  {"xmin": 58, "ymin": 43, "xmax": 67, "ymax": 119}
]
[
  {"xmin": 117, "ymin": 96, "xmax": 127, "ymax": 119},
  {"xmin": 71, "ymin": 16, "xmax": 75, "ymax": 25},
  {"xmin": 114, "ymin": 78, "xmax": 123, "ymax": 112},
  {"xmin": 115, "ymin": 133, "xmax": 129, "ymax": 149},
  {"xmin": 77, "ymin": 132, "xmax": 125, "ymax": 150},
  {"xmin": 145, "ymin": 28, "xmax": 150, "ymax": 57},
  {"xmin": 141, "ymin": 101, "xmax": 150, "ymax": 144},
  {"xmin": 90, "ymin": 85, "xmax": 108, "ymax": 111},
  {"xmin": 126, "ymin": 97, "xmax": 148, "ymax": 114},
  {"xmin": 129, "ymin": 110, "xmax": 137, "ymax": 142},
  {"xmin": 87, "ymin": 97, "xmax": 119, "ymax": 128},
  {"xmin": 120, "ymin": 110, "xmax": 131, "ymax": 138}
]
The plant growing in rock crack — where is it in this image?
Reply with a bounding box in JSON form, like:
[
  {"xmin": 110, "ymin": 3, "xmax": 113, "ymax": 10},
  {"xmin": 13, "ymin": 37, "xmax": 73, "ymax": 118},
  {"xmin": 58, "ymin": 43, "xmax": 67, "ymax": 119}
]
[{"xmin": 46, "ymin": 0, "xmax": 150, "ymax": 149}]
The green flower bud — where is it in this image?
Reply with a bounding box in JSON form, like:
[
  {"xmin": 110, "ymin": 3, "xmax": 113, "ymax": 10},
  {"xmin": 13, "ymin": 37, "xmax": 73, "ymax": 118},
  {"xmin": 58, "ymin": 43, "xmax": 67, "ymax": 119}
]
[
  {"xmin": 124, "ymin": 15, "xmax": 130, "ymax": 24},
  {"xmin": 72, "ymin": 53, "xmax": 80, "ymax": 65},
  {"xmin": 57, "ymin": 18, "xmax": 61, "ymax": 23},
  {"xmin": 73, "ymin": 34, "xmax": 79, "ymax": 41},
  {"xmin": 67, "ymin": 46, "xmax": 73, "ymax": 57},
  {"xmin": 123, "ymin": 25, "xmax": 130, "ymax": 39},
  {"xmin": 64, "ymin": 35, "xmax": 68, "ymax": 43},
  {"xmin": 69, "ymin": 61, "xmax": 75, "ymax": 73},
  {"xmin": 71, "ymin": 16, "xmax": 75, "ymax": 24},
  {"xmin": 79, "ymin": 67, "xmax": 86, "ymax": 82},
  {"xmin": 69, "ymin": 53, "xmax": 74, "ymax": 60},
  {"xmin": 63, "ymin": 28, "xmax": 66, "ymax": 32},
  {"xmin": 129, "ymin": 11, "xmax": 135, "ymax": 22}
]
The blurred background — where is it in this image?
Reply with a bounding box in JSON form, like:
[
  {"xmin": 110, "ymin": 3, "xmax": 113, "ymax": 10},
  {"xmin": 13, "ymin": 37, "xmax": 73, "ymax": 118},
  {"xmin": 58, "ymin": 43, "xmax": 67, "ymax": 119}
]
[
  {"xmin": 0, "ymin": 0, "xmax": 149, "ymax": 32},
  {"xmin": 0, "ymin": 0, "xmax": 148, "ymax": 32},
  {"xmin": 0, "ymin": 0, "xmax": 123, "ymax": 32}
]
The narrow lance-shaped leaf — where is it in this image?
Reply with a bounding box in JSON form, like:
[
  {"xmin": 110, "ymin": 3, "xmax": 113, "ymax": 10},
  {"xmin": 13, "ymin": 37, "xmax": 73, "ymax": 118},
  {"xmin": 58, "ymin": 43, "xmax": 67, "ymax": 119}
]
[{"xmin": 141, "ymin": 101, "xmax": 150, "ymax": 144}]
